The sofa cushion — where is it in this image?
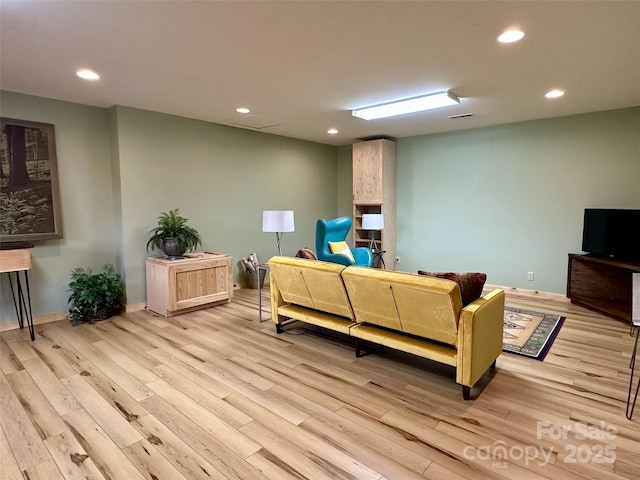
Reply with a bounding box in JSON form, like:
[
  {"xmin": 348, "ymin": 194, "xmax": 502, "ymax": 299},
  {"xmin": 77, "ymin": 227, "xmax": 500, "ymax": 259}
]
[
  {"xmin": 268, "ymin": 256, "xmax": 354, "ymax": 319},
  {"xmin": 342, "ymin": 267, "xmax": 462, "ymax": 346},
  {"xmin": 417, "ymin": 271, "xmax": 487, "ymax": 306},
  {"xmin": 295, "ymin": 247, "xmax": 318, "ymax": 260},
  {"xmin": 328, "ymin": 241, "xmax": 355, "ymax": 264}
]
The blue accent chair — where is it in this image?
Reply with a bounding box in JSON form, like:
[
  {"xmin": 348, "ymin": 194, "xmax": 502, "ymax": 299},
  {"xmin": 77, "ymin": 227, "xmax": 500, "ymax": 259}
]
[{"xmin": 315, "ymin": 216, "xmax": 373, "ymax": 267}]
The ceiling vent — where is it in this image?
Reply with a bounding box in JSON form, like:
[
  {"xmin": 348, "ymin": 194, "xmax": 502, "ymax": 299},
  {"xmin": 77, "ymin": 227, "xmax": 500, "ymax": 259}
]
[{"xmin": 227, "ymin": 115, "xmax": 282, "ymax": 130}]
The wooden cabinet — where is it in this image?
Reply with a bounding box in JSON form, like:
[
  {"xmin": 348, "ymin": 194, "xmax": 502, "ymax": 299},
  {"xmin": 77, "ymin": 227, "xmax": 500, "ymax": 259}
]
[
  {"xmin": 352, "ymin": 139, "xmax": 397, "ymax": 268},
  {"xmin": 567, "ymin": 253, "xmax": 640, "ymax": 323},
  {"xmin": 146, "ymin": 252, "xmax": 233, "ymax": 317}
]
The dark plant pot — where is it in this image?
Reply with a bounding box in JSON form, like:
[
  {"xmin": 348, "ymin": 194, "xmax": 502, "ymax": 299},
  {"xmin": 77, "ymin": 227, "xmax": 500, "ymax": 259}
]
[
  {"xmin": 162, "ymin": 238, "xmax": 186, "ymax": 259},
  {"xmin": 70, "ymin": 306, "xmax": 120, "ymax": 325},
  {"xmin": 92, "ymin": 306, "xmax": 119, "ymax": 323}
]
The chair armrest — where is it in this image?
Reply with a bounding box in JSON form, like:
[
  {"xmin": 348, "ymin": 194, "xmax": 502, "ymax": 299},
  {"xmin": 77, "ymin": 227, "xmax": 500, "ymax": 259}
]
[
  {"xmin": 456, "ymin": 289, "xmax": 505, "ymax": 387},
  {"xmin": 320, "ymin": 253, "xmax": 354, "ymax": 266},
  {"xmin": 351, "ymin": 247, "xmax": 373, "ymax": 267}
]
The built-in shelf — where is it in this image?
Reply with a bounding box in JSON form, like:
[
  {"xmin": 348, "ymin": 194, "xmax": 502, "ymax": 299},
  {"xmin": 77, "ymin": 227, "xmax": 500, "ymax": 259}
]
[{"xmin": 352, "ymin": 139, "xmax": 396, "ymax": 268}]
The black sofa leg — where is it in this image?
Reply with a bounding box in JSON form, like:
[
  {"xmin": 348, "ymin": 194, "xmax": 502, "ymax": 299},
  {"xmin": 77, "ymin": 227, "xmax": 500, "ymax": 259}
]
[
  {"xmin": 276, "ymin": 323, "xmax": 283, "ymax": 334},
  {"xmin": 354, "ymin": 339, "xmax": 386, "ymax": 358},
  {"xmin": 355, "ymin": 338, "xmax": 363, "ymax": 358},
  {"xmin": 491, "ymin": 359, "xmax": 497, "ymax": 369},
  {"xmin": 462, "ymin": 385, "xmax": 471, "ymax": 400}
]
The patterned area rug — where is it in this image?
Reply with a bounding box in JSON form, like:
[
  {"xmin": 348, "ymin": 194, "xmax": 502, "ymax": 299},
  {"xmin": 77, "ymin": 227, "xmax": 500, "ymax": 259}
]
[{"xmin": 503, "ymin": 307, "xmax": 565, "ymax": 360}]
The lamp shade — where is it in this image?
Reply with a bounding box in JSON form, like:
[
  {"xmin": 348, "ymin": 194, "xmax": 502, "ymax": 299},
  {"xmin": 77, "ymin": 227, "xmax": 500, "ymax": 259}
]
[
  {"xmin": 362, "ymin": 213, "xmax": 384, "ymax": 230},
  {"xmin": 262, "ymin": 210, "xmax": 295, "ymax": 233}
]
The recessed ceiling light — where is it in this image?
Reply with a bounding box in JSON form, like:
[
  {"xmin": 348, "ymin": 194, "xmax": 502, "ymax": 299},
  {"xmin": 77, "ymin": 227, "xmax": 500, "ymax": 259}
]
[
  {"xmin": 545, "ymin": 89, "xmax": 565, "ymax": 99},
  {"xmin": 236, "ymin": 107, "xmax": 251, "ymax": 114},
  {"xmin": 76, "ymin": 69, "xmax": 100, "ymax": 80},
  {"xmin": 327, "ymin": 128, "xmax": 338, "ymax": 135},
  {"xmin": 498, "ymin": 29, "xmax": 525, "ymax": 43}
]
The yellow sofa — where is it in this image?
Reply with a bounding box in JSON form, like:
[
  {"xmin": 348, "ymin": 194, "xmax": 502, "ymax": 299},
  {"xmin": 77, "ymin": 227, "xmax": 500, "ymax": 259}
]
[{"xmin": 268, "ymin": 256, "xmax": 505, "ymax": 400}]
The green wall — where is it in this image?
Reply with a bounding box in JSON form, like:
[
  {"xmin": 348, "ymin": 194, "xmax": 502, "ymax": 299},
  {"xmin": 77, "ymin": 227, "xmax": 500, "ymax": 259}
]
[
  {"xmin": 2, "ymin": 89, "xmax": 638, "ymax": 324},
  {"xmin": 1, "ymin": 92, "xmax": 338, "ymax": 322},
  {"xmin": 111, "ymin": 106, "xmax": 337, "ymax": 304},
  {"xmin": 336, "ymin": 144, "xmax": 354, "ymax": 236},
  {"xmin": 395, "ymin": 107, "xmax": 640, "ymax": 294},
  {"xmin": 1, "ymin": 91, "xmax": 116, "ymax": 322}
]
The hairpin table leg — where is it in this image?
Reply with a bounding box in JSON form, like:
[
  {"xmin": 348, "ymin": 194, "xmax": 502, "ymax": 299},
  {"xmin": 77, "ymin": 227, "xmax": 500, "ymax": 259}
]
[
  {"xmin": 6, "ymin": 270, "xmax": 35, "ymax": 341},
  {"xmin": 626, "ymin": 326, "xmax": 639, "ymax": 420}
]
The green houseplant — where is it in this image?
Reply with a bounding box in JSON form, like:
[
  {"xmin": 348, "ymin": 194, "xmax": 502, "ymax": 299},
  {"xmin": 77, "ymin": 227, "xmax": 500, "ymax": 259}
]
[
  {"xmin": 68, "ymin": 264, "xmax": 123, "ymax": 324},
  {"xmin": 146, "ymin": 209, "xmax": 202, "ymax": 259}
]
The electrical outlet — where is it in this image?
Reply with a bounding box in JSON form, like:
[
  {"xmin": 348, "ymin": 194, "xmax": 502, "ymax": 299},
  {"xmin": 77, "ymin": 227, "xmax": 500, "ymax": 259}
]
[
  {"xmin": 395, "ymin": 257, "xmax": 400, "ymax": 264},
  {"xmin": 527, "ymin": 271, "xmax": 534, "ymax": 281}
]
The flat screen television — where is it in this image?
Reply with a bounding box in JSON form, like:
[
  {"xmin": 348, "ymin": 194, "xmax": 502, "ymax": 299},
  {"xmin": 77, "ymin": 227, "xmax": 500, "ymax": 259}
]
[{"xmin": 581, "ymin": 208, "xmax": 640, "ymax": 263}]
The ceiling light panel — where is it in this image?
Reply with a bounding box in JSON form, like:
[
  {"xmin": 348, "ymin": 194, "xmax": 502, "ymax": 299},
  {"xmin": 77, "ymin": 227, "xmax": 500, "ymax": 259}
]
[
  {"xmin": 352, "ymin": 91, "xmax": 460, "ymax": 121},
  {"xmin": 76, "ymin": 69, "xmax": 100, "ymax": 80},
  {"xmin": 498, "ymin": 29, "xmax": 525, "ymax": 43},
  {"xmin": 545, "ymin": 89, "xmax": 565, "ymax": 98}
]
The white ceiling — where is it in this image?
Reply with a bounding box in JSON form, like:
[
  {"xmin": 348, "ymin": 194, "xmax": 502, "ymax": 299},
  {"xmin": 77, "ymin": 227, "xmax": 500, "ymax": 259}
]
[{"xmin": 1, "ymin": 1, "xmax": 639, "ymax": 146}]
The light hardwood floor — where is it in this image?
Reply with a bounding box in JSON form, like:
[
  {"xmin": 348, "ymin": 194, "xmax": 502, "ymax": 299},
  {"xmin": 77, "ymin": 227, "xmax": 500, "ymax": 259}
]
[{"xmin": 1, "ymin": 287, "xmax": 638, "ymax": 480}]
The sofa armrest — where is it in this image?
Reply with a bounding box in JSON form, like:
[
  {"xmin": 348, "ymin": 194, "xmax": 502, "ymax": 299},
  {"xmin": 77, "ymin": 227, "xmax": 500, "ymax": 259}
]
[
  {"xmin": 456, "ymin": 289, "xmax": 505, "ymax": 388},
  {"xmin": 269, "ymin": 274, "xmax": 288, "ymax": 327},
  {"xmin": 352, "ymin": 247, "xmax": 373, "ymax": 267}
]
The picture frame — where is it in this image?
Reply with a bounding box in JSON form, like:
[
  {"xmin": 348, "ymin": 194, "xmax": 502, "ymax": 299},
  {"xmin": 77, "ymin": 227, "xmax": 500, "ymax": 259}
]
[{"xmin": 0, "ymin": 117, "xmax": 63, "ymax": 242}]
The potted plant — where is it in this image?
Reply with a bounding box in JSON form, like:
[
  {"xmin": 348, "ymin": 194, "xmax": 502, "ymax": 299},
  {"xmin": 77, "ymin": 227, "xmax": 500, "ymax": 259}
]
[
  {"xmin": 146, "ymin": 209, "xmax": 202, "ymax": 259},
  {"xmin": 68, "ymin": 264, "xmax": 123, "ymax": 324}
]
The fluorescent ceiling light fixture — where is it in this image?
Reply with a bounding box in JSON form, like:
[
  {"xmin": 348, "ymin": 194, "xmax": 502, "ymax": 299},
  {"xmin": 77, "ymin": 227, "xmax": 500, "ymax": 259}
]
[
  {"xmin": 76, "ymin": 69, "xmax": 99, "ymax": 80},
  {"xmin": 545, "ymin": 89, "xmax": 565, "ymax": 99},
  {"xmin": 352, "ymin": 91, "xmax": 460, "ymax": 120},
  {"xmin": 327, "ymin": 128, "xmax": 338, "ymax": 135},
  {"xmin": 236, "ymin": 107, "xmax": 251, "ymax": 114},
  {"xmin": 498, "ymin": 29, "xmax": 525, "ymax": 43}
]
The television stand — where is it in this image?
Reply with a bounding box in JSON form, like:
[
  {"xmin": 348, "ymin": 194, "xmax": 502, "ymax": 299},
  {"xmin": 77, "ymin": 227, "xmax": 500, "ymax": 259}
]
[{"xmin": 567, "ymin": 254, "xmax": 640, "ymax": 323}]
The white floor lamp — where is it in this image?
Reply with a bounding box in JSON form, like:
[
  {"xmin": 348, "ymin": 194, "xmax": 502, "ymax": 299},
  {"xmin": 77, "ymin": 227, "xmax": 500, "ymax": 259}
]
[
  {"xmin": 262, "ymin": 210, "xmax": 295, "ymax": 256},
  {"xmin": 362, "ymin": 213, "xmax": 384, "ymax": 251}
]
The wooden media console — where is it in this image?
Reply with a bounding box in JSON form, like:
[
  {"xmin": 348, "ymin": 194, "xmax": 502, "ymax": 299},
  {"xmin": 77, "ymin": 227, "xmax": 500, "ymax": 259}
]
[{"xmin": 567, "ymin": 253, "xmax": 640, "ymax": 323}]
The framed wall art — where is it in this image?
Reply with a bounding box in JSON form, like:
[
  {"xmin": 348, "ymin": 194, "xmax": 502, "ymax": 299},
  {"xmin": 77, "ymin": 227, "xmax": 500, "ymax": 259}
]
[{"xmin": 0, "ymin": 117, "xmax": 63, "ymax": 242}]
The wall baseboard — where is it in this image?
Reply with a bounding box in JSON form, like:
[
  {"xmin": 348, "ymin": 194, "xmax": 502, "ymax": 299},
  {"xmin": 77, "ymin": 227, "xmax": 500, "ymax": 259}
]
[
  {"xmin": 0, "ymin": 286, "xmax": 566, "ymax": 332},
  {"xmin": 0, "ymin": 302, "xmax": 148, "ymax": 332},
  {"xmin": 125, "ymin": 302, "xmax": 146, "ymax": 313},
  {"xmin": 0, "ymin": 311, "xmax": 67, "ymax": 332},
  {"xmin": 485, "ymin": 283, "xmax": 569, "ymax": 302}
]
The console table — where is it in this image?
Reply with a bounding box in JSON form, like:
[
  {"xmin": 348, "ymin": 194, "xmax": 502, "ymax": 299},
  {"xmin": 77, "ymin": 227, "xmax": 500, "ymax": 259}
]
[
  {"xmin": 627, "ymin": 273, "xmax": 639, "ymax": 419},
  {"xmin": 567, "ymin": 254, "xmax": 640, "ymax": 323},
  {"xmin": 0, "ymin": 242, "xmax": 35, "ymax": 340},
  {"xmin": 257, "ymin": 264, "xmax": 270, "ymax": 322},
  {"xmin": 146, "ymin": 252, "xmax": 233, "ymax": 317}
]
